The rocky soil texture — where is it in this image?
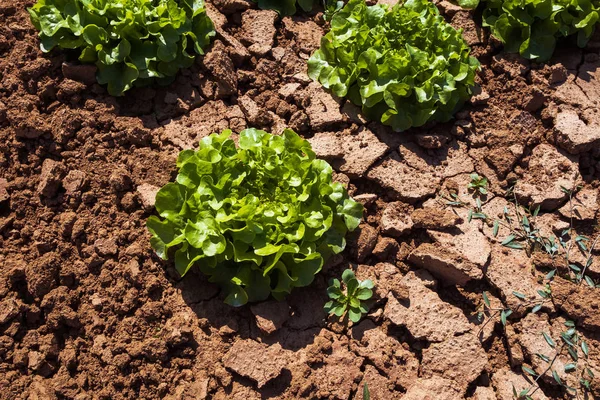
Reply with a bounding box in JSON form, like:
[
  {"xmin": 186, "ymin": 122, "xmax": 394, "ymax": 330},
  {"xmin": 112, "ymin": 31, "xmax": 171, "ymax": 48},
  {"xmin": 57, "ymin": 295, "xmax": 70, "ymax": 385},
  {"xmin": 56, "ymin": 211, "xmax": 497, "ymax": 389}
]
[{"xmin": 1, "ymin": 0, "xmax": 600, "ymax": 399}]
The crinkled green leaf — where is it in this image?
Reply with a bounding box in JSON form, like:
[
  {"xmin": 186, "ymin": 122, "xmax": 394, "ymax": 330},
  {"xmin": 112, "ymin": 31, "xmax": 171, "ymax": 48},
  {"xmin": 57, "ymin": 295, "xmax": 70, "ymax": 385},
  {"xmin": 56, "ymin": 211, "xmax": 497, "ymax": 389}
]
[
  {"xmin": 28, "ymin": 0, "xmax": 215, "ymax": 95},
  {"xmin": 147, "ymin": 129, "xmax": 363, "ymax": 307},
  {"xmin": 308, "ymin": 0, "xmax": 479, "ymax": 132}
]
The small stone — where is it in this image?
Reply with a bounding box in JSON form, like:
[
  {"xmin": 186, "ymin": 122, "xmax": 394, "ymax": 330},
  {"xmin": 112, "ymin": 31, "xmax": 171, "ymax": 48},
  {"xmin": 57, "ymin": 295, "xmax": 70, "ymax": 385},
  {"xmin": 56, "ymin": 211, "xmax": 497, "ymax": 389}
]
[
  {"xmin": 367, "ymin": 153, "xmax": 440, "ymax": 203},
  {"xmin": 411, "ymin": 207, "xmax": 461, "ymax": 230},
  {"xmin": 250, "ymin": 300, "xmax": 289, "ymax": 335},
  {"xmin": 436, "ymin": 0, "xmax": 464, "ymax": 17},
  {"xmin": 58, "ymin": 212, "xmax": 77, "ymax": 239},
  {"xmin": 109, "ymin": 169, "xmax": 132, "ymax": 192},
  {"xmin": 0, "ymin": 298, "xmax": 20, "ymax": 325},
  {"xmin": 302, "ymin": 82, "xmax": 345, "ymax": 131},
  {"xmin": 94, "ymin": 237, "xmax": 118, "ymax": 257},
  {"xmin": 288, "ymin": 110, "xmax": 309, "ymax": 132},
  {"xmin": 554, "ymin": 108, "xmax": 600, "ymax": 154},
  {"xmin": 308, "ymin": 132, "xmax": 344, "ymax": 159},
  {"xmin": 0, "ymin": 178, "xmax": 8, "ymax": 204},
  {"xmin": 137, "ymin": 184, "xmax": 160, "ymax": 211},
  {"xmin": 355, "ymin": 223, "xmax": 378, "ymax": 262},
  {"xmin": 426, "ymin": 211, "xmax": 490, "ymax": 268},
  {"xmin": 278, "ymin": 83, "xmax": 301, "ymax": 100},
  {"xmin": 336, "ymin": 128, "xmax": 389, "ymax": 177},
  {"xmin": 408, "ymin": 243, "xmax": 483, "ymax": 286},
  {"xmin": 380, "ymin": 202, "xmax": 414, "ymax": 237},
  {"xmin": 124, "ymin": 243, "xmax": 143, "ymax": 258},
  {"xmin": 415, "ymin": 134, "xmax": 449, "ymax": 149},
  {"xmin": 248, "ymin": 43, "xmax": 271, "ymax": 57},
  {"xmin": 37, "ymin": 159, "xmax": 65, "ymax": 198},
  {"xmin": 372, "ymin": 236, "xmax": 399, "ymax": 260},
  {"xmin": 241, "ymin": 9, "xmax": 278, "ymax": 49},
  {"xmin": 353, "ymin": 193, "xmax": 377, "ymax": 206},
  {"xmin": 90, "ymin": 293, "xmax": 104, "ymax": 308},
  {"xmin": 238, "ymin": 95, "xmax": 271, "ymax": 126},
  {"xmin": 127, "ymin": 259, "xmax": 141, "ymax": 278},
  {"xmin": 62, "ymin": 170, "xmax": 86, "ymax": 197},
  {"xmin": 470, "ymin": 88, "xmax": 490, "ymax": 106},
  {"xmin": 28, "ymin": 350, "xmax": 45, "ymax": 371},
  {"xmin": 202, "ymin": 40, "xmax": 237, "ymax": 96},
  {"xmin": 223, "ymin": 339, "xmax": 289, "ymax": 388},
  {"xmin": 548, "ymin": 65, "xmax": 567, "ymax": 84},
  {"xmin": 524, "ymin": 89, "xmax": 546, "ymax": 112}
]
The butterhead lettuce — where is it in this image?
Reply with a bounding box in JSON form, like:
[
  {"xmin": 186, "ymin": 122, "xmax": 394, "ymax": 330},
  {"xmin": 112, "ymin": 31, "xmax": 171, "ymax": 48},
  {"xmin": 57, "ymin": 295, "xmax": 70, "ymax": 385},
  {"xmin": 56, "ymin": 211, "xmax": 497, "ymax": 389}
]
[
  {"xmin": 28, "ymin": 0, "xmax": 215, "ymax": 96},
  {"xmin": 147, "ymin": 129, "xmax": 363, "ymax": 306},
  {"xmin": 308, "ymin": 0, "xmax": 480, "ymax": 132},
  {"xmin": 482, "ymin": 0, "xmax": 599, "ymax": 61}
]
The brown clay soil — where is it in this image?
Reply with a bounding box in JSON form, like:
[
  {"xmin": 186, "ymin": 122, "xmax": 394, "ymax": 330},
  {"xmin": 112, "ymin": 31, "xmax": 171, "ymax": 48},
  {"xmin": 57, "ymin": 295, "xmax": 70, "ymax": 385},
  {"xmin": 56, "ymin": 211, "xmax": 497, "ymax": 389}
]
[{"xmin": 1, "ymin": 0, "xmax": 600, "ymax": 399}]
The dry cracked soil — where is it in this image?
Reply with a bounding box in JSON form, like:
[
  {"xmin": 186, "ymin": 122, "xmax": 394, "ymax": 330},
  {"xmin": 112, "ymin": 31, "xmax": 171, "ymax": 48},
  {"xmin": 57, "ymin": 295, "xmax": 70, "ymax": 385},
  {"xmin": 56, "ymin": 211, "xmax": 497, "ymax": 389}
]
[{"xmin": 1, "ymin": 0, "xmax": 600, "ymax": 399}]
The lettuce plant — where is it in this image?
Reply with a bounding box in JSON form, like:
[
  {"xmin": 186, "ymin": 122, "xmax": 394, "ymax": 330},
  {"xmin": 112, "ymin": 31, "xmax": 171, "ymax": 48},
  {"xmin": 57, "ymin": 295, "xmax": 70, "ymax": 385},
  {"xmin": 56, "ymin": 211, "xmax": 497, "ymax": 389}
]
[
  {"xmin": 308, "ymin": 0, "xmax": 480, "ymax": 132},
  {"xmin": 147, "ymin": 129, "xmax": 363, "ymax": 306},
  {"xmin": 28, "ymin": 0, "xmax": 215, "ymax": 96},
  {"xmin": 324, "ymin": 269, "xmax": 374, "ymax": 323},
  {"xmin": 481, "ymin": 0, "xmax": 599, "ymax": 62}
]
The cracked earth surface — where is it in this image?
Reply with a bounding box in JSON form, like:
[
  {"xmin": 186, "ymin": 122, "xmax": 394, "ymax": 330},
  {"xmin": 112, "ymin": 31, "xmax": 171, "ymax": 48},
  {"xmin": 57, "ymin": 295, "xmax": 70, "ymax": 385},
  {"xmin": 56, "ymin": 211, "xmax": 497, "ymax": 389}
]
[{"xmin": 1, "ymin": 0, "xmax": 600, "ymax": 399}]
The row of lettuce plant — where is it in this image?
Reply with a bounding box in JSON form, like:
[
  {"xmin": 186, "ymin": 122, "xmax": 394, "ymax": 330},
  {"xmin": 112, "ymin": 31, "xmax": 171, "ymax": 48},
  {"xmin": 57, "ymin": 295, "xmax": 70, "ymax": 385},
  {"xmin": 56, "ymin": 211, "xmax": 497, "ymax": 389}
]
[{"xmin": 25, "ymin": 0, "xmax": 599, "ymax": 308}]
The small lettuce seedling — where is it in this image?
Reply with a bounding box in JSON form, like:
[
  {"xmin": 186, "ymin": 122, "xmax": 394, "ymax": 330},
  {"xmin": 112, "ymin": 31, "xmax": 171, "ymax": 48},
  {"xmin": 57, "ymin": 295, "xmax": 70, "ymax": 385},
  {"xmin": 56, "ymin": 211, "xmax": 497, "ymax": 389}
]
[
  {"xmin": 28, "ymin": 0, "xmax": 215, "ymax": 96},
  {"xmin": 468, "ymin": 173, "xmax": 488, "ymax": 195},
  {"xmin": 147, "ymin": 129, "xmax": 363, "ymax": 307},
  {"xmin": 324, "ymin": 269, "xmax": 374, "ymax": 323}
]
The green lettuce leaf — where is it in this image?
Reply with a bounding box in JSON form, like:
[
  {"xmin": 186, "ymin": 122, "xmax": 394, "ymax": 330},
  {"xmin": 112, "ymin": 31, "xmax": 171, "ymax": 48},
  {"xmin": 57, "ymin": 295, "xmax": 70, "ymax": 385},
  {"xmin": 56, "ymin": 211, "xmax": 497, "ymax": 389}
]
[
  {"xmin": 308, "ymin": 0, "xmax": 480, "ymax": 132},
  {"xmin": 147, "ymin": 129, "xmax": 363, "ymax": 306},
  {"xmin": 28, "ymin": 0, "xmax": 215, "ymax": 96}
]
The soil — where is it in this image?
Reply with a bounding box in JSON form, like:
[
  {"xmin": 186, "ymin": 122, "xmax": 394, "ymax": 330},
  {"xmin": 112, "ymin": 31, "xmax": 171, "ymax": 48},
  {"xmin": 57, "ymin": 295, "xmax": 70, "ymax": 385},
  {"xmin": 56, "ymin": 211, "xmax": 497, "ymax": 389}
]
[{"xmin": 1, "ymin": 0, "xmax": 600, "ymax": 399}]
